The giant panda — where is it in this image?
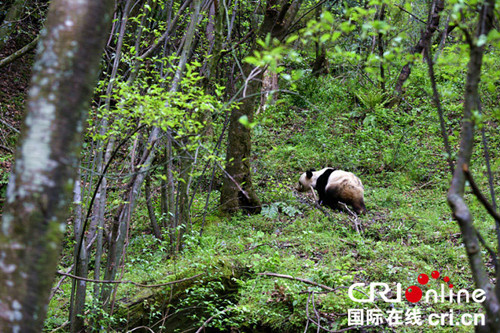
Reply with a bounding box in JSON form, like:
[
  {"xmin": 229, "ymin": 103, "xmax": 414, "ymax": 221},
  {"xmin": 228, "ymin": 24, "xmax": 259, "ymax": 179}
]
[{"xmin": 297, "ymin": 168, "xmax": 366, "ymax": 215}]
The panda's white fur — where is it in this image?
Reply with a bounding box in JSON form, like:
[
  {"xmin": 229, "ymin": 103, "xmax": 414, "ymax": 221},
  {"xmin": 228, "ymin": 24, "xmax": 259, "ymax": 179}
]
[{"xmin": 297, "ymin": 168, "xmax": 366, "ymax": 214}]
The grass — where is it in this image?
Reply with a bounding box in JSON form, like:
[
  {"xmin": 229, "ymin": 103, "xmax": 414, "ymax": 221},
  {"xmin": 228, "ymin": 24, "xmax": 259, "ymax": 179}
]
[{"xmin": 45, "ymin": 184, "xmax": 494, "ymax": 332}]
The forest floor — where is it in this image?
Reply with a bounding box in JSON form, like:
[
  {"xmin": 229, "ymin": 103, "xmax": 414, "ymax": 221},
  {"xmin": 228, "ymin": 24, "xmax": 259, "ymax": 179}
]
[
  {"xmin": 49, "ymin": 169, "xmax": 493, "ymax": 332},
  {"xmin": 0, "ymin": 32, "xmax": 34, "ymax": 203}
]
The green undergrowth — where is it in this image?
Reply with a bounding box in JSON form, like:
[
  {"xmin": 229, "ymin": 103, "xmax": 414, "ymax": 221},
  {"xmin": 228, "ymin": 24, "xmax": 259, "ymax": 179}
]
[
  {"xmin": 47, "ymin": 186, "xmax": 495, "ymax": 332},
  {"xmin": 46, "ymin": 66, "xmax": 499, "ymax": 332}
]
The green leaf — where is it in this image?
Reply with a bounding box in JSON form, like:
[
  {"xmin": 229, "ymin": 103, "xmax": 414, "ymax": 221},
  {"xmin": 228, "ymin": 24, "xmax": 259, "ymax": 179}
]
[
  {"xmin": 331, "ymin": 31, "xmax": 341, "ymax": 42},
  {"xmin": 320, "ymin": 33, "xmax": 330, "ymax": 43},
  {"xmin": 340, "ymin": 22, "xmax": 355, "ymax": 33},
  {"xmin": 243, "ymin": 56, "xmax": 261, "ymax": 66},
  {"xmin": 477, "ymin": 34, "xmax": 487, "ymax": 47},
  {"xmin": 286, "ymin": 35, "xmax": 298, "ymax": 44},
  {"xmin": 238, "ymin": 115, "xmax": 257, "ymax": 129},
  {"xmin": 322, "ymin": 11, "xmax": 334, "ymax": 24}
]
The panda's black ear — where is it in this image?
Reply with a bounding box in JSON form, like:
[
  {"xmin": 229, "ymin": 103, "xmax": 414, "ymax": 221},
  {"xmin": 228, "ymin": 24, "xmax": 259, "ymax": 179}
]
[{"xmin": 306, "ymin": 169, "xmax": 314, "ymax": 179}]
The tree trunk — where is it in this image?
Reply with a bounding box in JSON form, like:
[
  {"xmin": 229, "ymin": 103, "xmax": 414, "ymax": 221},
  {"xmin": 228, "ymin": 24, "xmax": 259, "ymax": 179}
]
[
  {"xmin": 259, "ymin": 68, "xmax": 279, "ymax": 113},
  {"xmin": 166, "ymin": 129, "xmax": 176, "ymax": 240},
  {"xmin": 220, "ymin": 0, "xmax": 301, "ymax": 214},
  {"xmin": 447, "ymin": 0, "xmax": 500, "ymax": 330},
  {"xmin": 221, "ymin": 64, "xmax": 263, "ymax": 213},
  {"xmin": 69, "ymin": 171, "xmax": 88, "ymax": 333},
  {"xmin": 393, "ymin": 0, "xmax": 444, "ymax": 95},
  {"xmin": 0, "ymin": 0, "xmax": 113, "ymax": 331},
  {"xmin": 175, "ymin": 138, "xmax": 193, "ymax": 251}
]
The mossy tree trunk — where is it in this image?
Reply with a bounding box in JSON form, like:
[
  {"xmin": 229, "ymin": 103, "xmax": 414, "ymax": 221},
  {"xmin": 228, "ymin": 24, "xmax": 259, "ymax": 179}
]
[
  {"xmin": 222, "ymin": 72, "xmax": 262, "ymax": 214},
  {"xmin": 221, "ymin": 0, "xmax": 301, "ymax": 215},
  {"xmin": 0, "ymin": 0, "xmax": 113, "ymax": 331}
]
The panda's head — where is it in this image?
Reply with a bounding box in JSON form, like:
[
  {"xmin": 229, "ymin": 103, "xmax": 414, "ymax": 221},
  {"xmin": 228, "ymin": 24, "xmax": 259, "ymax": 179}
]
[{"xmin": 296, "ymin": 169, "xmax": 316, "ymax": 192}]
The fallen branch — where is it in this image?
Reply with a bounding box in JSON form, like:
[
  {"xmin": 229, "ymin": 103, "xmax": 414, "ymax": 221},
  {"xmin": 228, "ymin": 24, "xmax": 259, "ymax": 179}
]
[
  {"xmin": 304, "ymin": 289, "xmax": 384, "ymax": 333},
  {"xmin": 310, "ymin": 187, "xmax": 317, "ymax": 201},
  {"xmin": 330, "ymin": 324, "xmax": 379, "ymax": 332},
  {"xmin": 338, "ymin": 202, "xmax": 362, "ymax": 234},
  {"xmin": 48, "ymin": 320, "xmax": 69, "ymax": 333},
  {"xmin": 0, "ymin": 144, "xmax": 13, "ymax": 153},
  {"xmin": 293, "ymin": 186, "xmax": 329, "ymax": 217},
  {"xmin": 0, "ymin": 36, "xmax": 39, "ymax": 68},
  {"xmin": 409, "ymin": 180, "xmax": 435, "ymax": 194},
  {"xmin": 56, "ymin": 271, "xmax": 203, "ymax": 288},
  {"xmin": 338, "ymin": 238, "xmax": 357, "ymax": 247},
  {"xmin": 258, "ymin": 272, "xmax": 335, "ymax": 292},
  {"xmin": 126, "ymin": 326, "xmax": 155, "ymax": 333},
  {"xmin": 297, "ymin": 190, "xmax": 361, "ymax": 232},
  {"xmin": 304, "ymin": 291, "xmax": 336, "ymax": 332},
  {"xmin": 0, "ymin": 117, "xmax": 20, "ymax": 133}
]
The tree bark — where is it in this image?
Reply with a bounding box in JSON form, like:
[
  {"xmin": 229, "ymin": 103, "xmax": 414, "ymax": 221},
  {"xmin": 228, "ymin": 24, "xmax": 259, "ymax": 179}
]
[
  {"xmin": 0, "ymin": 0, "xmax": 113, "ymax": 331},
  {"xmin": 166, "ymin": 129, "xmax": 175, "ymax": 232},
  {"xmin": 393, "ymin": 0, "xmax": 444, "ymax": 95},
  {"xmin": 69, "ymin": 171, "xmax": 88, "ymax": 333},
  {"xmin": 259, "ymin": 67, "xmax": 279, "ymax": 112},
  {"xmin": 220, "ymin": 0, "xmax": 301, "ymax": 215},
  {"xmin": 447, "ymin": 0, "xmax": 500, "ymax": 329}
]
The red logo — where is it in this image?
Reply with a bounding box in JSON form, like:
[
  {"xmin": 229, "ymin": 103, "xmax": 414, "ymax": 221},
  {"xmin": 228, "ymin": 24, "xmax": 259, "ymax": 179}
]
[{"xmin": 405, "ymin": 270, "xmax": 453, "ymax": 303}]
